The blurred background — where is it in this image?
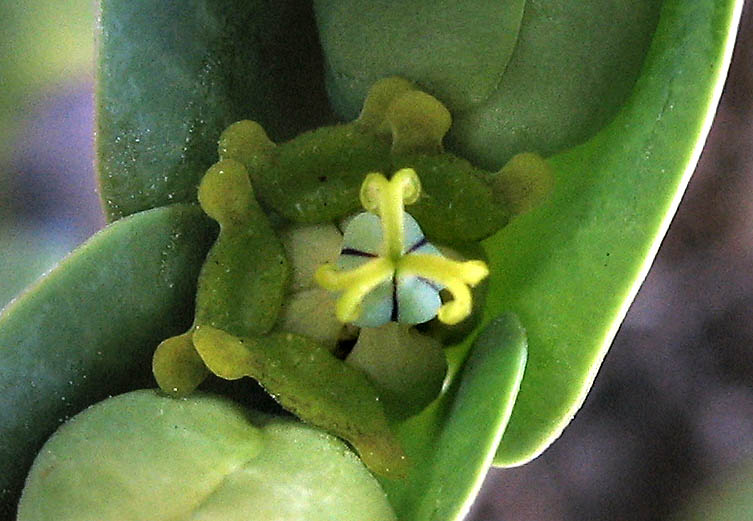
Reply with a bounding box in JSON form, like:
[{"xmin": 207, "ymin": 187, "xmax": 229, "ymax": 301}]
[
  {"xmin": 0, "ymin": 2, "xmax": 751, "ymax": 520},
  {"xmin": 0, "ymin": 2, "xmax": 103, "ymax": 306}
]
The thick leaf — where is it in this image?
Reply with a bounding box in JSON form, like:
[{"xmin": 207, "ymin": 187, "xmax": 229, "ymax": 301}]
[
  {"xmin": 42, "ymin": 0, "xmax": 742, "ymax": 518},
  {"xmin": 380, "ymin": 313, "xmax": 527, "ymax": 521},
  {"xmin": 489, "ymin": 0, "xmax": 744, "ymax": 465},
  {"xmin": 96, "ymin": 0, "xmax": 334, "ymax": 221},
  {"xmin": 313, "ymin": 0, "xmax": 526, "ymax": 113},
  {"xmin": 18, "ymin": 390, "xmax": 397, "ymax": 521},
  {"xmin": 0, "ymin": 204, "xmax": 214, "ymax": 517},
  {"xmin": 316, "ymin": 0, "xmax": 661, "ymax": 168}
]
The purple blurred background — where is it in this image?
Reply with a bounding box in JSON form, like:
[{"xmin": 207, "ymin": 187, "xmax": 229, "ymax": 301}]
[{"xmin": 0, "ymin": 3, "xmax": 751, "ymax": 519}]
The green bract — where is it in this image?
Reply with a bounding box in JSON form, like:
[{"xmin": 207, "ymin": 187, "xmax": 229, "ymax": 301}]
[
  {"xmin": 153, "ymin": 160, "xmax": 289, "ymax": 396},
  {"xmin": 149, "ymin": 79, "xmax": 541, "ymax": 478},
  {"xmin": 192, "ymin": 326, "xmax": 408, "ymax": 477}
]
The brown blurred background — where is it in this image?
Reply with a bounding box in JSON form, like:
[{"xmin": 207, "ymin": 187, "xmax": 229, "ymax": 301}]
[{"xmin": 0, "ymin": 3, "xmax": 751, "ymax": 520}]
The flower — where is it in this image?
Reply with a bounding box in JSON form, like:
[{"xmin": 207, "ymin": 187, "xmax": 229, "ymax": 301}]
[{"xmin": 315, "ymin": 168, "xmax": 489, "ymax": 327}]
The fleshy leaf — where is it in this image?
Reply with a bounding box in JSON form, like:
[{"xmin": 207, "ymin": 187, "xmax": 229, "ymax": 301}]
[
  {"xmin": 97, "ymin": 0, "xmax": 334, "ymax": 221},
  {"xmin": 316, "ymin": 0, "xmax": 743, "ymax": 468},
  {"xmin": 18, "ymin": 390, "xmax": 397, "ymax": 521},
  {"xmin": 380, "ymin": 313, "xmax": 528, "ymax": 521},
  {"xmin": 0, "ymin": 204, "xmax": 215, "ymax": 516},
  {"xmin": 21, "ymin": 1, "xmax": 743, "ymax": 518},
  {"xmin": 313, "ymin": 0, "xmax": 526, "ymax": 113},
  {"xmin": 489, "ymin": 0, "xmax": 745, "ymax": 465},
  {"xmin": 316, "ymin": 0, "xmax": 662, "ymax": 167}
]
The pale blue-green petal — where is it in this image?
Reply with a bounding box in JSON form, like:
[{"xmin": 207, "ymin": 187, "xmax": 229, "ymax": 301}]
[
  {"xmin": 336, "ymin": 254, "xmax": 371, "ymax": 272},
  {"xmin": 354, "ymin": 280, "xmax": 393, "ymax": 328},
  {"xmin": 341, "ymin": 212, "xmax": 382, "ymax": 256},
  {"xmin": 412, "ymin": 242, "xmax": 442, "ymax": 258},
  {"xmin": 396, "ymin": 275, "xmax": 441, "ymax": 325},
  {"xmin": 401, "ymin": 212, "xmax": 424, "ymax": 253}
]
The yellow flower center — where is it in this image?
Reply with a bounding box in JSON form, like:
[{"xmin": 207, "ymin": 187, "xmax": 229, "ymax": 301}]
[{"xmin": 315, "ymin": 168, "xmax": 489, "ymax": 326}]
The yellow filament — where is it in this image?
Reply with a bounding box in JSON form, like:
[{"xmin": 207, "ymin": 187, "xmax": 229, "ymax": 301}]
[
  {"xmin": 437, "ymin": 280, "xmax": 473, "ymax": 325},
  {"xmin": 315, "ymin": 258, "xmax": 394, "ymax": 322},
  {"xmin": 399, "ymin": 254, "xmax": 489, "ymax": 286},
  {"xmin": 398, "ymin": 254, "xmax": 489, "ymax": 325},
  {"xmin": 391, "ymin": 168, "xmax": 421, "ymax": 205}
]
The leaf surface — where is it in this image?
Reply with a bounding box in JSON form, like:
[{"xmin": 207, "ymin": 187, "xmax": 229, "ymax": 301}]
[
  {"xmin": 96, "ymin": 0, "xmax": 334, "ymax": 221},
  {"xmin": 317, "ymin": 0, "xmax": 744, "ymax": 466},
  {"xmin": 18, "ymin": 391, "xmax": 397, "ymax": 521},
  {"xmin": 381, "ymin": 314, "xmax": 527, "ymax": 521},
  {"xmin": 0, "ymin": 204, "xmax": 214, "ymax": 516},
  {"xmin": 487, "ymin": 0, "xmax": 745, "ymax": 464},
  {"xmin": 316, "ymin": 0, "xmax": 662, "ymax": 167},
  {"xmin": 314, "ymin": 0, "xmax": 526, "ymax": 113}
]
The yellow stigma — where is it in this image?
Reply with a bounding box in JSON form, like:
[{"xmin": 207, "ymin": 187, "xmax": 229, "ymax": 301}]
[
  {"xmin": 315, "ymin": 168, "xmax": 489, "ymax": 326},
  {"xmin": 359, "ymin": 168, "xmax": 420, "ymax": 260}
]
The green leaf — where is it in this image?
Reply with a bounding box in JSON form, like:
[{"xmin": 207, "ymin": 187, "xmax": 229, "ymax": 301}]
[
  {"xmin": 18, "ymin": 390, "xmax": 397, "ymax": 521},
  {"xmin": 380, "ymin": 313, "xmax": 527, "ymax": 521},
  {"xmin": 0, "ymin": 204, "xmax": 215, "ymax": 516},
  {"xmin": 313, "ymin": 0, "xmax": 526, "ymax": 113},
  {"xmin": 27, "ymin": 0, "xmax": 742, "ymax": 517},
  {"xmin": 316, "ymin": 0, "xmax": 662, "ymax": 168},
  {"xmin": 487, "ymin": 0, "xmax": 745, "ymax": 465},
  {"xmin": 96, "ymin": 0, "xmax": 334, "ymax": 222}
]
